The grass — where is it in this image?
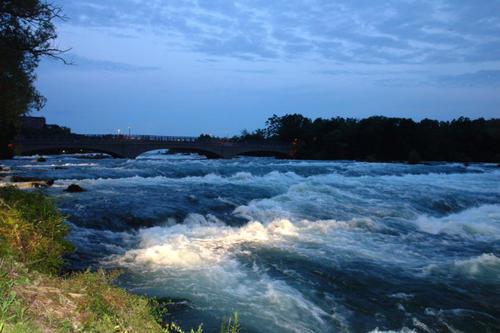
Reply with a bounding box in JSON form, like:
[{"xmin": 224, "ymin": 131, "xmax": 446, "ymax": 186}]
[
  {"xmin": 0, "ymin": 187, "xmax": 73, "ymax": 274},
  {"xmin": 0, "ymin": 187, "xmax": 240, "ymax": 333},
  {"xmin": 219, "ymin": 313, "xmax": 240, "ymax": 333},
  {"xmin": 0, "ymin": 262, "xmax": 38, "ymax": 333},
  {"xmin": 0, "ymin": 260, "xmax": 168, "ymax": 332}
]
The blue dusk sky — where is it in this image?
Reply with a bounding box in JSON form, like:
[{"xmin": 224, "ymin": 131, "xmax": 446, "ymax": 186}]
[{"xmin": 37, "ymin": 0, "xmax": 500, "ymax": 136}]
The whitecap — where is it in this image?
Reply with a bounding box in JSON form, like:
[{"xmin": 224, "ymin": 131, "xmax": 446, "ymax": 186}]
[
  {"xmin": 423, "ymin": 253, "xmax": 500, "ymax": 283},
  {"xmin": 414, "ymin": 204, "xmax": 500, "ymax": 239}
]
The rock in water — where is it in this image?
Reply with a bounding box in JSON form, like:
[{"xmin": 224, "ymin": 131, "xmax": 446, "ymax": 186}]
[
  {"xmin": 64, "ymin": 184, "xmax": 85, "ymax": 193},
  {"xmin": 35, "ymin": 156, "xmax": 47, "ymax": 162}
]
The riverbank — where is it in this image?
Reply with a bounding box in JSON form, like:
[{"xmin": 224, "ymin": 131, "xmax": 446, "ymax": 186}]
[
  {"xmin": 0, "ymin": 164, "xmax": 54, "ymax": 189},
  {"xmin": 0, "ymin": 187, "xmax": 239, "ymax": 333}
]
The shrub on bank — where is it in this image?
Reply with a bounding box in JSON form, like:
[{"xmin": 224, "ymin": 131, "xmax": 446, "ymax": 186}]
[{"xmin": 0, "ymin": 187, "xmax": 73, "ymax": 273}]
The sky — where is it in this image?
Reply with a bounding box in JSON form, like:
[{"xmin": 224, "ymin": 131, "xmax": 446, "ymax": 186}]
[{"xmin": 37, "ymin": 0, "xmax": 500, "ymax": 136}]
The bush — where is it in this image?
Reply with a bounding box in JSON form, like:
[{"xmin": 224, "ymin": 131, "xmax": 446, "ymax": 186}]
[{"xmin": 0, "ymin": 187, "xmax": 73, "ymax": 273}]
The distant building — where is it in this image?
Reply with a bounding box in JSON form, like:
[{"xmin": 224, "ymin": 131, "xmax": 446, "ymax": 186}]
[
  {"xmin": 20, "ymin": 116, "xmax": 71, "ymax": 137},
  {"xmin": 21, "ymin": 116, "xmax": 46, "ymax": 129}
]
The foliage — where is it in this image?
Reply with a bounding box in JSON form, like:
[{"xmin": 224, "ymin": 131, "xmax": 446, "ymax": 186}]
[
  {"xmin": 219, "ymin": 313, "xmax": 240, "ymax": 333},
  {"xmin": 0, "ymin": 187, "xmax": 73, "ymax": 274},
  {"xmin": 0, "ymin": 0, "xmax": 66, "ymax": 158},
  {"xmin": 232, "ymin": 129, "xmax": 266, "ymax": 143},
  {"xmin": 196, "ymin": 134, "xmax": 214, "ymax": 142},
  {"xmin": 0, "ymin": 264, "xmax": 38, "ymax": 333},
  {"xmin": 238, "ymin": 114, "xmax": 500, "ymax": 162}
]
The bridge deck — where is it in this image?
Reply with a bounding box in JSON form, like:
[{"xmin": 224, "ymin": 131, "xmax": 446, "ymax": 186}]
[{"xmin": 15, "ymin": 134, "xmax": 293, "ymax": 159}]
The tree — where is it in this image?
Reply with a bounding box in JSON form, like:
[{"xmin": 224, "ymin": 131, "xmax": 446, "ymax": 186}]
[
  {"xmin": 0, "ymin": 0, "xmax": 67, "ymax": 158},
  {"xmin": 265, "ymin": 114, "xmax": 311, "ymax": 141},
  {"xmin": 236, "ymin": 129, "xmax": 266, "ymax": 142},
  {"xmin": 256, "ymin": 113, "xmax": 500, "ymax": 162}
]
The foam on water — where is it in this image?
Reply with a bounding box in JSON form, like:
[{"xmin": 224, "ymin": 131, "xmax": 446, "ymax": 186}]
[
  {"xmin": 19, "ymin": 162, "xmax": 98, "ymax": 168},
  {"xmin": 112, "ymin": 214, "xmax": 357, "ymax": 332},
  {"xmin": 452, "ymin": 253, "xmax": 500, "ymax": 278},
  {"xmin": 55, "ymin": 170, "xmax": 303, "ymax": 189},
  {"xmin": 423, "ymin": 253, "xmax": 500, "ymax": 284},
  {"xmin": 414, "ymin": 204, "xmax": 500, "ymax": 239},
  {"xmin": 110, "ymin": 208, "xmax": 493, "ymax": 331},
  {"xmin": 368, "ymin": 328, "xmax": 417, "ymax": 333},
  {"xmin": 116, "ymin": 214, "xmax": 381, "ymax": 269}
]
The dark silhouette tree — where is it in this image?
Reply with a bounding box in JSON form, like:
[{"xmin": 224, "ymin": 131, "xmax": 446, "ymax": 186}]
[
  {"xmin": 265, "ymin": 114, "xmax": 312, "ymax": 141},
  {"xmin": 238, "ymin": 114, "xmax": 500, "ymax": 163},
  {"xmin": 234, "ymin": 129, "xmax": 266, "ymax": 143},
  {"xmin": 0, "ymin": 0, "xmax": 67, "ymax": 158}
]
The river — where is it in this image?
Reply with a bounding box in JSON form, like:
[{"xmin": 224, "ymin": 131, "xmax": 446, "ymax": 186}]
[{"xmin": 3, "ymin": 152, "xmax": 500, "ymax": 333}]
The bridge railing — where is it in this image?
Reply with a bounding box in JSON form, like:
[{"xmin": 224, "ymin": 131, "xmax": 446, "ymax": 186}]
[
  {"xmin": 17, "ymin": 133, "xmax": 291, "ymax": 150},
  {"xmin": 20, "ymin": 133, "xmax": 199, "ymax": 142},
  {"xmin": 82, "ymin": 134, "xmax": 199, "ymax": 142}
]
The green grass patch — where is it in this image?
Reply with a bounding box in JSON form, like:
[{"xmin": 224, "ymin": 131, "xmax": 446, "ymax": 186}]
[
  {"xmin": 0, "ymin": 187, "xmax": 73, "ymax": 274},
  {"xmin": 0, "ymin": 262, "xmax": 38, "ymax": 333}
]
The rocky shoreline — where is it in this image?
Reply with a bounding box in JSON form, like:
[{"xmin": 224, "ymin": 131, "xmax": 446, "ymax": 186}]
[
  {"xmin": 0, "ymin": 161, "xmax": 84, "ymax": 192},
  {"xmin": 0, "ymin": 165, "xmax": 55, "ymax": 189}
]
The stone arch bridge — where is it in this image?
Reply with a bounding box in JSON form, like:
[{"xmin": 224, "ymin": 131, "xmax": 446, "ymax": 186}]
[{"xmin": 15, "ymin": 135, "xmax": 293, "ymax": 159}]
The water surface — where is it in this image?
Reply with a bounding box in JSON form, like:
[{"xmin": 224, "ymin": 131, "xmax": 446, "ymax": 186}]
[{"xmin": 4, "ymin": 153, "xmax": 500, "ymax": 332}]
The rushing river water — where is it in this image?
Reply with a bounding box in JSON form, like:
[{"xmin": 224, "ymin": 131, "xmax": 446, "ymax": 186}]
[{"xmin": 3, "ymin": 153, "xmax": 500, "ymax": 333}]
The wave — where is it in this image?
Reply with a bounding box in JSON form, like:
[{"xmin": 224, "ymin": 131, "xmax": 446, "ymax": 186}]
[
  {"xmin": 136, "ymin": 151, "xmax": 207, "ymax": 160},
  {"xmin": 368, "ymin": 328, "xmax": 417, "ymax": 333},
  {"xmin": 6, "ymin": 154, "xmax": 500, "ymax": 332},
  {"xmin": 55, "ymin": 170, "xmax": 304, "ymax": 188},
  {"xmin": 19, "ymin": 162, "xmax": 98, "ymax": 168},
  {"xmin": 423, "ymin": 253, "xmax": 500, "ymax": 283},
  {"xmin": 109, "ymin": 214, "xmax": 386, "ymax": 332},
  {"xmin": 108, "ymin": 204, "xmax": 499, "ymax": 331},
  {"xmin": 67, "ymin": 222, "xmax": 135, "ymax": 252},
  {"xmin": 452, "ymin": 253, "xmax": 500, "ymax": 278},
  {"xmin": 114, "ymin": 214, "xmax": 378, "ymax": 269},
  {"xmin": 414, "ymin": 204, "xmax": 500, "ymax": 239}
]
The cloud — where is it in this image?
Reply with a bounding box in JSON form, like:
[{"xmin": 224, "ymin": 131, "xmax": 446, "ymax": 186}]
[
  {"xmin": 55, "ymin": 0, "xmax": 500, "ymax": 64},
  {"xmin": 41, "ymin": 54, "xmax": 161, "ymax": 72},
  {"xmin": 438, "ymin": 70, "xmax": 500, "ymax": 87},
  {"xmin": 226, "ymin": 69, "xmax": 274, "ymax": 74}
]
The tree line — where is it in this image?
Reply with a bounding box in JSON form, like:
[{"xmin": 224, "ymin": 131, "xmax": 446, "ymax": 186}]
[{"xmin": 225, "ymin": 114, "xmax": 500, "ymax": 163}]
